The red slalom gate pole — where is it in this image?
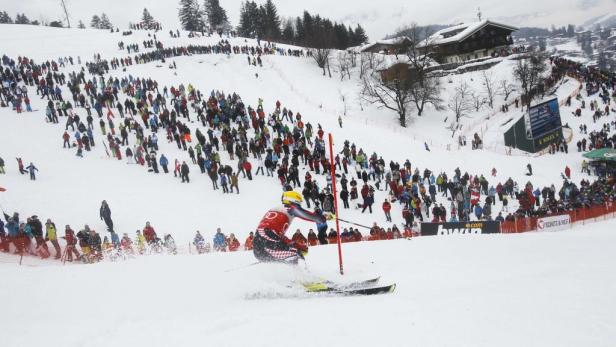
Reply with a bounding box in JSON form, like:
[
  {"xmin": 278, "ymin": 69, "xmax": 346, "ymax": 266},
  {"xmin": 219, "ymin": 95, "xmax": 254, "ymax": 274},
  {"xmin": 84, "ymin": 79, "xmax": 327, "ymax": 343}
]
[{"xmin": 328, "ymin": 133, "xmax": 344, "ymax": 275}]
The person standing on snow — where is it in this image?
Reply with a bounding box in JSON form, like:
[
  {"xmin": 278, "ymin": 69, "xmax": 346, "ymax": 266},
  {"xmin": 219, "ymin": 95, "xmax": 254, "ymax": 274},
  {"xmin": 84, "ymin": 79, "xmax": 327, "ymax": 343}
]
[
  {"xmin": 253, "ymin": 190, "xmax": 330, "ymax": 264},
  {"xmin": 99, "ymin": 200, "xmax": 114, "ymax": 232},
  {"xmin": 25, "ymin": 162, "xmax": 38, "ymax": 180}
]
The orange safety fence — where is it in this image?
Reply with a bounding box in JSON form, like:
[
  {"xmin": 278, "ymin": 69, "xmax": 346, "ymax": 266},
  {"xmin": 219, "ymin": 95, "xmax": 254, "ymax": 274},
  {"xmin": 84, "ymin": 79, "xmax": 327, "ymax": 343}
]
[{"xmin": 501, "ymin": 202, "xmax": 616, "ymax": 234}]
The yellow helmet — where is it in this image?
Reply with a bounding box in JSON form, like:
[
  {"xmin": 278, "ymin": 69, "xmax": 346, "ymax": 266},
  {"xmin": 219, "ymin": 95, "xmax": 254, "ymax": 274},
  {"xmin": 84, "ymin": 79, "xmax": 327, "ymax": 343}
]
[{"xmin": 282, "ymin": 191, "xmax": 303, "ymax": 205}]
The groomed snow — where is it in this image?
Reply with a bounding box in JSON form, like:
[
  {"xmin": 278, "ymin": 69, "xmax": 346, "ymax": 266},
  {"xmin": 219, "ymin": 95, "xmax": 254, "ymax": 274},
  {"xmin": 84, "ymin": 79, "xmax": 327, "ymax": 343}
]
[{"xmin": 2, "ymin": 218, "xmax": 616, "ymax": 347}]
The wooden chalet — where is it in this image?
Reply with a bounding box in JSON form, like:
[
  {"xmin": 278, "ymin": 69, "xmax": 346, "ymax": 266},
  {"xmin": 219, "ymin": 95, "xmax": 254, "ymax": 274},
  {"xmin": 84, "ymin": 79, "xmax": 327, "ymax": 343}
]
[
  {"xmin": 361, "ymin": 36, "xmax": 413, "ymax": 55},
  {"xmin": 419, "ymin": 20, "xmax": 517, "ymax": 64}
]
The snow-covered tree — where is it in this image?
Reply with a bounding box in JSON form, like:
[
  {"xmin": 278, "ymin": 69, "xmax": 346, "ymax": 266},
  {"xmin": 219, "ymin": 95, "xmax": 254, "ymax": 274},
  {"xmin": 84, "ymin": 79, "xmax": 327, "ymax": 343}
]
[
  {"xmin": 99, "ymin": 13, "xmax": 112, "ymax": 29},
  {"xmin": 77, "ymin": 20, "xmax": 86, "ymax": 29},
  {"xmin": 178, "ymin": 0, "xmax": 204, "ymax": 32},
  {"xmin": 448, "ymin": 82, "xmax": 473, "ymax": 123},
  {"xmin": 0, "ymin": 11, "xmax": 13, "ymax": 24},
  {"xmin": 142, "ymin": 8, "xmax": 155, "ymax": 28},
  {"xmin": 204, "ymin": 0, "xmax": 229, "ymax": 32},
  {"xmin": 90, "ymin": 15, "xmax": 101, "ymax": 28},
  {"xmin": 15, "ymin": 13, "xmax": 31, "ymax": 24}
]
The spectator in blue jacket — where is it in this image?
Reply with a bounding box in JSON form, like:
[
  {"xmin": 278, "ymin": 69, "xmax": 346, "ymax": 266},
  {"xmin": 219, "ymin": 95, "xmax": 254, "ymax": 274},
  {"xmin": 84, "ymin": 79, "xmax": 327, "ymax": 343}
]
[
  {"xmin": 474, "ymin": 204, "xmax": 483, "ymax": 220},
  {"xmin": 159, "ymin": 154, "xmax": 169, "ymax": 173},
  {"xmin": 213, "ymin": 228, "xmax": 226, "ymax": 251}
]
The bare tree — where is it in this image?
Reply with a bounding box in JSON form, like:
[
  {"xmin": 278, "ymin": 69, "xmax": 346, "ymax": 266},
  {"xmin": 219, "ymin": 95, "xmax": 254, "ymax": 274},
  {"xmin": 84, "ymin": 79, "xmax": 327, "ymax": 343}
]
[
  {"xmin": 405, "ymin": 23, "xmax": 444, "ymax": 116},
  {"xmin": 310, "ymin": 48, "xmax": 332, "ymax": 76},
  {"xmin": 361, "ymin": 59, "xmax": 413, "ymax": 127},
  {"xmin": 335, "ymin": 51, "xmax": 352, "ymax": 81},
  {"xmin": 481, "ymin": 71, "xmax": 497, "ymax": 108},
  {"xmin": 470, "ymin": 90, "xmax": 486, "ymax": 112},
  {"xmin": 409, "ymin": 76, "xmax": 443, "ymax": 116},
  {"xmin": 60, "ymin": 0, "xmax": 71, "ymax": 28},
  {"xmin": 448, "ymin": 82, "xmax": 473, "ymax": 123},
  {"xmin": 513, "ymin": 51, "xmax": 547, "ymax": 109},
  {"xmin": 359, "ymin": 52, "xmax": 378, "ymax": 79},
  {"xmin": 499, "ymin": 79, "xmax": 515, "ymax": 101}
]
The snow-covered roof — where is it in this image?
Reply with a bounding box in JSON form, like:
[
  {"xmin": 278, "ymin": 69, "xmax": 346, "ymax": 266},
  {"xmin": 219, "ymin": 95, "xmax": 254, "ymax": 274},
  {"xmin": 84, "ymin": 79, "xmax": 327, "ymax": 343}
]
[
  {"xmin": 361, "ymin": 36, "xmax": 412, "ymax": 52},
  {"xmin": 421, "ymin": 20, "xmax": 518, "ymax": 47}
]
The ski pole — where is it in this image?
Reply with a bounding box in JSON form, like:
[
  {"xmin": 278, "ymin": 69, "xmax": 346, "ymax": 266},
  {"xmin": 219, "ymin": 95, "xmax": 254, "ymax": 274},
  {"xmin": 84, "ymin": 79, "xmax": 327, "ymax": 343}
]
[{"xmin": 337, "ymin": 218, "xmax": 372, "ymax": 230}]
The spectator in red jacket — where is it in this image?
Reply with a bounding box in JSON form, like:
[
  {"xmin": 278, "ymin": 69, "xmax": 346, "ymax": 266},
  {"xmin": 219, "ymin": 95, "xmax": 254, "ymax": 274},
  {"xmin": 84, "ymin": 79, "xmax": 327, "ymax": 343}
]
[
  {"xmin": 63, "ymin": 225, "xmax": 80, "ymax": 261},
  {"xmin": 291, "ymin": 229, "xmax": 307, "ymax": 248},
  {"xmin": 227, "ymin": 233, "xmax": 240, "ymax": 252},
  {"xmin": 382, "ymin": 199, "xmax": 392, "ymax": 222},
  {"xmin": 307, "ymin": 229, "xmax": 318, "ymax": 246},
  {"xmin": 142, "ymin": 222, "xmax": 157, "ymax": 244},
  {"xmin": 244, "ymin": 232, "xmax": 254, "ymax": 250},
  {"xmin": 243, "ymin": 161, "xmax": 253, "ymax": 180}
]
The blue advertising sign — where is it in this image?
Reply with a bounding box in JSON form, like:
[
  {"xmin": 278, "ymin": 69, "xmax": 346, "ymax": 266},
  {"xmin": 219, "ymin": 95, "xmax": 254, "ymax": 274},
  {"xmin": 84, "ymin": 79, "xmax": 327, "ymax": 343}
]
[{"xmin": 527, "ymin": 98, "xmax": 562, "ymax": 139}]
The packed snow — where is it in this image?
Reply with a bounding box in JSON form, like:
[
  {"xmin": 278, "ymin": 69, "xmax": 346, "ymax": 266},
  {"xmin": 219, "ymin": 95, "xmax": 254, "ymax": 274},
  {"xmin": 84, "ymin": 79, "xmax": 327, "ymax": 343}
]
[{"xmin": 2, "ymin": 218, "xmax": 616, "ymax": 346}]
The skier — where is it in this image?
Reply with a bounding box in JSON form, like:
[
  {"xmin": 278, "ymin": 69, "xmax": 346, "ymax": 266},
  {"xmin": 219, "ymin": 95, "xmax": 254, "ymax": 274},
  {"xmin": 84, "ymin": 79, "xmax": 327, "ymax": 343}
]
[{"xmin": 253, "ymin": 190, "xmax": 330, "ymax": 264}]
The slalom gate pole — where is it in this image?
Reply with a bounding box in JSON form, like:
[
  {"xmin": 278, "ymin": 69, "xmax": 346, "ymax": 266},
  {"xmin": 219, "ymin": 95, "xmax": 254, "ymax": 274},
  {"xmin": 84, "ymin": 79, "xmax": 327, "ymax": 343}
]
[{"xmin": 328, "ymin": 133, "xmax": 344, "ymax": 275}]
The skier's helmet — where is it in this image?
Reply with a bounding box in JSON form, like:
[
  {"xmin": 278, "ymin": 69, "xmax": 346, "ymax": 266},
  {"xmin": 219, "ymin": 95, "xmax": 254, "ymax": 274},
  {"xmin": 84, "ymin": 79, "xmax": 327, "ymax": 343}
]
[{"xmin": 282, "ymin": 191, "xmax": 303, "ymax": 205}]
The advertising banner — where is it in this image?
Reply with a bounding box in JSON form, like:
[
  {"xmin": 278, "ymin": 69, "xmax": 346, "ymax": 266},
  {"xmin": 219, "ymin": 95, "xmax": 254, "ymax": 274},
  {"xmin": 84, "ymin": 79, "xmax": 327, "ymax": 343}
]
[
  {"xmin": 537, "ymin": 215, "xmax": 571, "ymax": 232},
  {"xmin": 528, "ymin": 98, "xmax": 562, "ymax": 139},
  {"xmin": 420, "ymin": 221, "xmax": 501, "ymax": 236}
]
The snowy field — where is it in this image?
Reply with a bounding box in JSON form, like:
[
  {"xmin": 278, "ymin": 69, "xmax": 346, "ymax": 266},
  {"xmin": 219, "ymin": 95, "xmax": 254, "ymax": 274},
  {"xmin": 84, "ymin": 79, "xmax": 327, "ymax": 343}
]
[{"xmin": 2, "ymin": 218, "xmax": 616, "ymax": 347}]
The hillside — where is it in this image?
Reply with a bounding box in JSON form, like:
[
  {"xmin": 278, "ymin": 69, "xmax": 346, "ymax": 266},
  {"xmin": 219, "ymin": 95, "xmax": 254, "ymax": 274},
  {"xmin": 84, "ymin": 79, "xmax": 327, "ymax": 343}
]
[{"xmin": 0, "ymin": 24, "xmax": 609, "ymax": 246}]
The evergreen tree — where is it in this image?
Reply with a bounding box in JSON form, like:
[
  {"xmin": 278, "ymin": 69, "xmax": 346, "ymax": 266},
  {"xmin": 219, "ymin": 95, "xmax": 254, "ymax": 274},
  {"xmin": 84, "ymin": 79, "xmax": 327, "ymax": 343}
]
[
  {"xmin": 0, "ymin": 11, "xmax": 12, "ymax": 24},
  {"xmin": 294, "ymin": 16, "xmax": 304, "ymax": 43},
  {"xmin": 352, "ymin": 24, "xmax": 368, "ymax": 46},
  {"xmin": 262, "ymin": 0, "xmax": 280, "ymax": 40},
  {"xmin": 90, "ymin": 14, "xmax": 101, "ymax": 29},
  {"xmin": 78, "ymin": 20, "xmax": 86, "ymax": 29},
  {"xmin": 142, "ymin": 8, "xmax": 155, "ymax": 27},
  {"xmin": 178, "ymin": 0, "xmax": 204, "ymax": 31},
  {"xmin": 204, "ymin": 0, "xmax": 229, "ymax": 31},
  {"xmin": 281, "ymin": 19, "xmax": 295, "ymax": 43},
  {"xmin": 99, "ymin": 13, "xmax": 112, "ymax": 29},
  {"xmin": 15, "ymin": 13, "xmax": 30, "ymax": 25},
  {"xmin": 333, "ymin": 23, "xmax": 349, "ymax": 49},
  {"xmin": 49, "ymin": 20, "xmax": 64, "ymax": 28}
]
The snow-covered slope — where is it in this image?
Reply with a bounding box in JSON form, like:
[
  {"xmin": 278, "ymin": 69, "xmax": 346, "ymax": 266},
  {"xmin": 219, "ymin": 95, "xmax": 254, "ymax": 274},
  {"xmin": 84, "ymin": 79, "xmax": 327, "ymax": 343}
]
[
  {"xmin": 2, "ymin": 218, "xmax": 616, "ymax": 347},
  {"xmin": 0, "ymin": 24, "xmax": 602, "ymax": 245}
]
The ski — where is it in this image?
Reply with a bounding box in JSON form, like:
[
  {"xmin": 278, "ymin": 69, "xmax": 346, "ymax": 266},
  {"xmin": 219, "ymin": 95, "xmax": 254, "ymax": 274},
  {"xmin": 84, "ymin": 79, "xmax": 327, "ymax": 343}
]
[
  {"xmin": 323, "ymin": 276, "xmax": 381, "ymax": 290},
  {"xmin": 303, "ymin": 283, "xmax": 396, "ymax": 296},
  {"xmin": 301, "ymin": 277, "xmax": 380, "ymax": 292},
  {"xmin": 302, "ymin": 278, "xmax": 395, "ymax": 296},
  {"xmin": 334, "ymin": 284, "xmax": 396, "ymax": 296}
]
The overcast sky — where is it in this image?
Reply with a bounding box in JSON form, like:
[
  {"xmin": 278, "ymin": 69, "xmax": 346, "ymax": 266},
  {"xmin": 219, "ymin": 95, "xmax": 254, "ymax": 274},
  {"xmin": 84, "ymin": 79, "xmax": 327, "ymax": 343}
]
[{"xmin": 3, "ymin": 0, "xmax": 615, "ymax": 39}]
